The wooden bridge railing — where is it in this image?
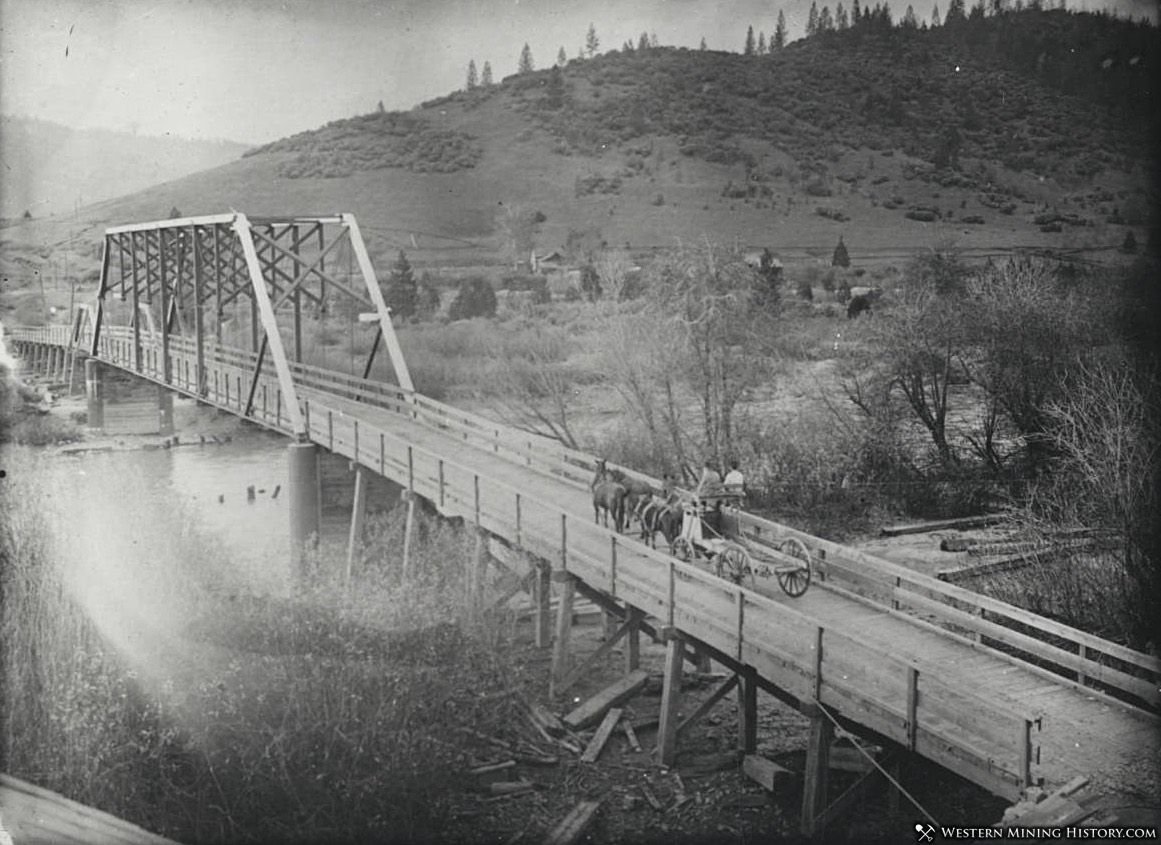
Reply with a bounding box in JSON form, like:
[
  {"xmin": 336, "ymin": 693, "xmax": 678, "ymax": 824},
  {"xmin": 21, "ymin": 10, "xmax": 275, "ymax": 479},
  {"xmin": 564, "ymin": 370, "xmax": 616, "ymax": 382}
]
[
  {"xmin": 8, "ymin": 325, "xmax": 1047, "ymax": 798},
  {"xmin": 12, "ymin": 324, "xmax": 1159, "ymax": 711}
]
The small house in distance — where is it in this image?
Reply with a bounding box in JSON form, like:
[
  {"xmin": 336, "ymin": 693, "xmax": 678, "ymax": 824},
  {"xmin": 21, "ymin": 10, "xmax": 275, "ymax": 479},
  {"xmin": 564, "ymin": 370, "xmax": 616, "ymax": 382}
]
[{"xmin": 531, "ymin": 250, "xmax": 568, "ymax": 274}]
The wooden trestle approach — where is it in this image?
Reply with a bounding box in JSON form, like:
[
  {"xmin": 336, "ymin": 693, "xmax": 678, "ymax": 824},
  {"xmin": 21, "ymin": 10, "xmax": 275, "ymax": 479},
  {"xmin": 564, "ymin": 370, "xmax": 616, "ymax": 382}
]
[{"xmin": 8, "ymin": 212, "xmax": 1160, "ymax": 837}]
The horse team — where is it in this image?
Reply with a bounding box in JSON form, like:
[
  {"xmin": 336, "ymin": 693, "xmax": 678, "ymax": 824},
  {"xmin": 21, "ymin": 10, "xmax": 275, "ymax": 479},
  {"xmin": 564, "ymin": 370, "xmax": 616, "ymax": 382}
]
[{"xmin": 590, "ymin": 459, "xmax": 682, "ymax": 552}]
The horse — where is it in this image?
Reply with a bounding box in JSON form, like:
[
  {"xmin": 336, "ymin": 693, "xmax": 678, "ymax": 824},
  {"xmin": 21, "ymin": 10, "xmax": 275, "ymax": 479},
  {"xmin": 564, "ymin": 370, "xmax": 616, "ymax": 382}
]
[
  {"xmin": 591, "ymin": 461, "xmax": 627, "ymax": 533},
  {"xmin": 635, "ymin": 496, "xmax": 682, "ymax": 551},
  {"xmin": 608, "ymin": 468, "xmax": 655, "ymax": 527}
]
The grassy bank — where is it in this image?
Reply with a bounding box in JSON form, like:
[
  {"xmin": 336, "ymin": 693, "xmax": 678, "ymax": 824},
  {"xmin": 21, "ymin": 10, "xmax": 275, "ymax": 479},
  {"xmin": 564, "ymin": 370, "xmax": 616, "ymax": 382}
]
[{"xmin": 0, "ymin": 448, "xmax": 528, "ymax": 843}]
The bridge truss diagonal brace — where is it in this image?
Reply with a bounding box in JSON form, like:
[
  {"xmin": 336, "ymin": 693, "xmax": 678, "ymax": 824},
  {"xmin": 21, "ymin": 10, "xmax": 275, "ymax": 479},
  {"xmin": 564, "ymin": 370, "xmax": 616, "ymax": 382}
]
[
  {"xmin": 232, "ymin": 214, "xmax": 307, "ymax": 438},
  {"xmin": 342, "ymin": 214, "xmax": 414, "ymax": 393}
]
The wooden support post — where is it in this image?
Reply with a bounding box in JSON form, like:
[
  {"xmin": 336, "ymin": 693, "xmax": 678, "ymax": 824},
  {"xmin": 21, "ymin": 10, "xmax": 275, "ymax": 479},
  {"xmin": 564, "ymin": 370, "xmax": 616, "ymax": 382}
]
[
  {"xmin": 400, "ymin": 491, "xmax": 416, "ymax": 584},
  {"xmin": 288, "ymin": 441, "xmax": 320, "ymax": 580},
  {"xmin": 625, "ymin": 607, "xmax": 641, "ymax": 672},
  {"xmin": 345, "ymin": 466, "xmax": 368, "ymax": 586},
  {"xmin": 534, "ymin": 562, "xmax": 551, "ymax": 648},
  {"xmin": 550, "ymin": 572, "xmax": 576, "ymax": 697},
  {"xmin": 657, "ymin": 628, "xmax": 685, "ymax": 767},
  {"xmin": 737, "ymin": 667, "xmax": 758, "ymax": 754},
  {"xmin": 801, "ymin": 704, "xmax": 834, "ymax": 836}
]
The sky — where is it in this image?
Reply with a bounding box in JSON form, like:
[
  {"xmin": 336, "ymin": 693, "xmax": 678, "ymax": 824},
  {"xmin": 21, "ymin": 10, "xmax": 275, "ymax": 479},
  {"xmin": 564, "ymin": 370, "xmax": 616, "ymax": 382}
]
[{"xmin": 1, "ymin": 0, "xmax": 1155, "ymax": 145}]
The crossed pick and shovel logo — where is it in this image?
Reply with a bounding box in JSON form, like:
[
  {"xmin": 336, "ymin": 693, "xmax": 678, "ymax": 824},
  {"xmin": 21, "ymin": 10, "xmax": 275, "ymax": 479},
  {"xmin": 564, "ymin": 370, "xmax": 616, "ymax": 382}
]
[{"xmin": 915, "ymin": 822, "xmax": 936, "ymax": 842}]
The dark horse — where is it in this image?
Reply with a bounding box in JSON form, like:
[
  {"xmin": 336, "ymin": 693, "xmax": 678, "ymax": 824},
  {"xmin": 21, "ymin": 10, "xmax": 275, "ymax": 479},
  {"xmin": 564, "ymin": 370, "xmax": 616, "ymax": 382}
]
[
  {"xmin": 591, "ymin": 461, "xmax": 627, "ymax": 533},
  {"xmin": 634, "ymin": 497, "xmax": 682, "ymax": 551},
  {"xmin": 608, "ymin": 468, "xmax": 655, "ymax": 527}
]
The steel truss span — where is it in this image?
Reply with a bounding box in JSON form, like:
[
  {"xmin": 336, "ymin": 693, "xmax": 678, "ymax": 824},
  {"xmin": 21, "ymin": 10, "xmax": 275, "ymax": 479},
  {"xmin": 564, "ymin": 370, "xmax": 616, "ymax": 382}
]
[{"xmin": 90, "ymin": 212, "xmax": 413, "ymax": 438}]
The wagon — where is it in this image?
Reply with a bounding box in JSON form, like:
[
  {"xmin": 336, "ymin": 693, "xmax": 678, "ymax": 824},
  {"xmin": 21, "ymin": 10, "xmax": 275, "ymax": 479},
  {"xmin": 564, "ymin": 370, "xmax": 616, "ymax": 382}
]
[{"xmin": 671, "ymin": 494, "xmax": 812, "ymax": 597}]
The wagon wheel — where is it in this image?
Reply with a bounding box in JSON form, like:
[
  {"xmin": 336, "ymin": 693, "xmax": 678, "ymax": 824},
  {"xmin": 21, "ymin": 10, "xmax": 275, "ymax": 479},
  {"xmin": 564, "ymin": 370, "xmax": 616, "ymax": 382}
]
[
  {"xmin": 776, "ymin": 537, "xmax": 812, "ymax": 598},
  {"xmin": 672, "ymin": 537, "xmax": 695, "ymax": 563},
  {"xmin": 714, "ymin": 544, "xmax": 755, "ymax": 588}
]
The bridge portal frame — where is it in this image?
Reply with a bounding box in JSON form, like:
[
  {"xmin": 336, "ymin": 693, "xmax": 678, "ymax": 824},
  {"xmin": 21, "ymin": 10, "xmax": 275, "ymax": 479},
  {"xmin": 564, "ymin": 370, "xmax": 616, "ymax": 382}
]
[{"xmin": 89, "ymin": 212, "xmax": 414, "ymax": 439}]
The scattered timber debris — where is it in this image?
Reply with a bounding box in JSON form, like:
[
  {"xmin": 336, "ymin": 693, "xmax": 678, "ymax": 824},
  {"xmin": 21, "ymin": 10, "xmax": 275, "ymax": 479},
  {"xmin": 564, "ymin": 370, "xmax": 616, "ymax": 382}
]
[
  {"xmin": 880, "ymin": 514, "xmax": 1006, "ymax": 537},
  {"xmin": 742, "ymin": 754, "xmax": 794, "ymax": 792},
  {"xmin": 580, "ymin": 708, "xmax": 623, "ymax": 763},
  {"xmin": 562, "ymin": 669, "xmax": 649, "ymax": 730},
  {"xmin": 542, "ymin": 799, "xmax": 602, "ymax": 845}
]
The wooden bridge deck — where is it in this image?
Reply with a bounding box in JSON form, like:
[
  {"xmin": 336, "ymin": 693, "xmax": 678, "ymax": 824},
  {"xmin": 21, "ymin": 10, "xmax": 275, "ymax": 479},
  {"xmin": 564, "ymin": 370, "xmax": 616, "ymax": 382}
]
[{"xmin": 11, "ymin": 325, "xmax": 1161, "ymax": 806}]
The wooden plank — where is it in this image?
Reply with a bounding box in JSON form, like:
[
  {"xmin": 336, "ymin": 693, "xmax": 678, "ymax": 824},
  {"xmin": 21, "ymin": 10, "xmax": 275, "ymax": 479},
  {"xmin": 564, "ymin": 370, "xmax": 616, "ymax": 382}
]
[
  {"xmin": 581, "ymin": 707, "xmax": 623, "ymax": 763},
  {"xmin": 562, "ymin": 669, "xmax": 650, "ymax": 730},
  {"xmin": 743, "ymin": 754, "xmax": 794, "ymax": 791},
  {"xmin": 880, "ymin": 514, "xmax": 1007, "ymax": 536},
  {"xmin": 622, "ymin": 717, "xmax": 642, "ymax": 752},
  {"xmin": 0, "ymin": 774, "xmax": 179, "ymax": 845},
  {"xmin": 657, "ymin": 634, "xmax": 686, "ymax": 767},
  {"xmin": 543, "ymin": 799, "xmax": 602, "ymax": 845}
]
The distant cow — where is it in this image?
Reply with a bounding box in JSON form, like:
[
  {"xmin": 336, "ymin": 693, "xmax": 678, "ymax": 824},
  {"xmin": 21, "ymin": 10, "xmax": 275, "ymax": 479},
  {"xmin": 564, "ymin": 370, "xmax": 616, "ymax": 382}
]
[
  {"xmin": 848, "ymin": 294, "xmax": 874, "ymax": 319},
  {"xmin": 846, "ymin": 287, "xmax": 882, "ymax": 319}
]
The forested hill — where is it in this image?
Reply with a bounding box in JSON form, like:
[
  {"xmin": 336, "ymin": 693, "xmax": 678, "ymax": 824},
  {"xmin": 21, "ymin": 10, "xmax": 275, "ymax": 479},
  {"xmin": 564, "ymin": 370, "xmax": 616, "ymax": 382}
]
[
  {"xmin": 247, "ymin": 7, "xmax": 1155, "ymax": 184},
  {"xmin": 10, "ymin": 7, "xmax": 1154, "ymax": 266}
]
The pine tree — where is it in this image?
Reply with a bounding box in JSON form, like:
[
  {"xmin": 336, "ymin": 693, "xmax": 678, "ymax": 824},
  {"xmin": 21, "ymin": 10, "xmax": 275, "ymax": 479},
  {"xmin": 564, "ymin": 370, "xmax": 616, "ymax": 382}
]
[
  {"xmin": 807, "ymin": 1, "xmax": 820, "ymax": 35},
  {"xmin": 585, "ymin": 23, "xmax": 600, "ymax": 57},
  {"xmin": 557, "ymin": 46, "xmax": 567, "ymax": 66},
  {"xmin": 853, "ymin": 0, "xmax": 862, "ymax": 23},
  {"xmin": 744, "ymin": 25, "xmax": 756, "ymax": 54},
  {"xmin": 773, "ymin": 10, "xmax": 787, "ymax": 47},
  {"xmin": 945, "ymin": 0, "xmax": 966, "ymax": 23},
  {"xmin": 639, "ymin": 31, "xmax": 650, "ymax": 51},
  {"xmin": 837, "ymin": 2, "xmax": 850, "ymax": 27},
  {"xmin": 650, "ymin": 32, "xmax": 659, "ymax": 47},
  {"xmin": 758, "ymin": 31, "xmax": 767, "ymax": 53},
  {"xmin": 377, "ymin": 100, "xmax": 386, "ymax": 113},
  {"xmin": 832, "ymin": 236, "xmax": 850, "ymax": 268},
  {"xmin": 902, "ymin": 4, "xmax": 919, "ymax": 25},
  {"xmin": 818, "ymin": 5, "xmax": 835, "ymax": 30},
  {"xmin": 387, "ymin": 251, "xmax": 418, "ymax": 321},
  {"xmin": 518, "ymin": 43, "xmax": 534, "ymax": 73},
  {"xmin": 931, "ymin": 3, "xmax": 941, "ymax": 24},
  {"xmin": 481, "ymin": 61, "xmax": 493, "ymax": 86},
  {"xmin": 968, "ymin": 0, "xmax": 985, "ymax": 18},
  {"xmin": 466, "ymin": 59, "xmax": 478, "ymax": 90},
  {"xmin": 699, "ymin": 36, "xmax": 708, "ymax": 49}
]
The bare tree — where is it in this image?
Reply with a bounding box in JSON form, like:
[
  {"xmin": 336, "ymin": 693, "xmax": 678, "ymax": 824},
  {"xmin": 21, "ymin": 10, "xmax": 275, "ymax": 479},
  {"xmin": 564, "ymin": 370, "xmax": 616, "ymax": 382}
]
[
  {"xmin": 1028, "ymin": 362, "xmax": 1160, "ymax": 648},
  {"xmin": 481, "ymin": 327, "xmax": 582, "ymax": 448},
  {"xmin": 594, "ymin": 249, "xmax": 632, "ymax": 302},
  {"xmin": 646, "ymin": 240, "xmax": 778, "ymax": 469}
]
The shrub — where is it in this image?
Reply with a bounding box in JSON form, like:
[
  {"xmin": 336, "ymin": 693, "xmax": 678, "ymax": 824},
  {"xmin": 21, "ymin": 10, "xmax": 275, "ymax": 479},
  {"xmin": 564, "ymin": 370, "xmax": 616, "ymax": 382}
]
[
  {"xmin": 796, "ymin": 281, "xmax": 814, "ymax": 300},
  {"xmin": 905, "ymin": 209, "xmax": 937, "ymax": 222},
  {"xmin": 448, "ymin": 278, "xmax": 497, "ymax": 320}
]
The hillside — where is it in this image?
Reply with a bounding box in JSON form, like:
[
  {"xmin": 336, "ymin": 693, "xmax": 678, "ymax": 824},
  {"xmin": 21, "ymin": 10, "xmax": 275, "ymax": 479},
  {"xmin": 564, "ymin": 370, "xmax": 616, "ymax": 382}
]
[
  {"xmin": 0, "ymin": 117, "xmax": 250, "ymax": 220},
  {"xmin": 2, "ymin": 9, "xmax": 1154, "ymax": 278}
]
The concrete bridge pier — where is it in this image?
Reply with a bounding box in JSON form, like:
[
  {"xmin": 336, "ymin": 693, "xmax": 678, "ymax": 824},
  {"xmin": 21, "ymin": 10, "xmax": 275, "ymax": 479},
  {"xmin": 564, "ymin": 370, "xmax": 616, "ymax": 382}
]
[
  {"xmin": 84, "ymin": 359, "xmax": 104, "ymax": 432},
  {"xmin": 157, "ymin": 387, "xmax": 175, "ymax": 436},
  {"xmin": 288, "ymin": 440, "xmax": 321, "ymax": 577}
]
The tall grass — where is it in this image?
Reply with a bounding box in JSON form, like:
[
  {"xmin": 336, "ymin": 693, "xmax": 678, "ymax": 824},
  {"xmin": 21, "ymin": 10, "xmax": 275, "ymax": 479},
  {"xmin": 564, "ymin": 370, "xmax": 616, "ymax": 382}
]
[{"xmin": 0, "ymin": 449, "xmax": 524, "ymax": 843}]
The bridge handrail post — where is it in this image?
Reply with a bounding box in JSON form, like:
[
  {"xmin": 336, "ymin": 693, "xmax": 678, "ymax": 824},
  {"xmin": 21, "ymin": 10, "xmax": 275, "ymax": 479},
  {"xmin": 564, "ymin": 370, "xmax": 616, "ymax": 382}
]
[
  {"xmin": 353, "ymin": 420, "xmax": 360, "ymax": 465},
  {"xmin": 610, "ymin": 535, "xmax": 617, "ymax": 596},
  {"xmin": 906, "ymin": 666, "xmax": 919, "ymax": 751},
  {"xmin": 515, "ymin": 493, "xmax": 522, "ymax": 547},
  {"xmin": 813, "ymin": 626, "xmax": 824, "ymax": 703},
  {"xmin": 736, "ymin": 587, "xmax": 745, "ymax": 662},
  {"xmin": 560, "ymin": 513, "xmax": 568, "ymax": 571},
  {"xmin": 667, "ymin": 560, "xmax": 676, "ymax": 627},
  {"xmin": 328, "ymin": 410, "xmax": 334, "ymax": 451},
  {"xmin": 438, "ymin": 460, "xmax": 445, "ymax": 508},
  {"xmin": 474, "ymin": 473, "xmax": 480, "ymax": 526},
  {"xmin": 407, "ymin": 445, "xmax": 414, "ymax": 492}
]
